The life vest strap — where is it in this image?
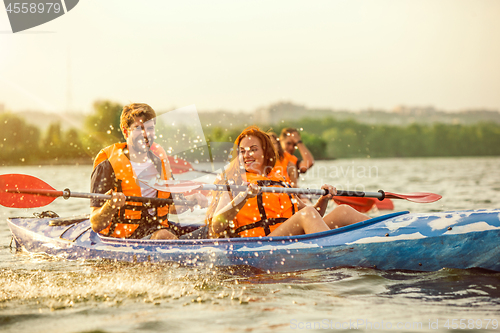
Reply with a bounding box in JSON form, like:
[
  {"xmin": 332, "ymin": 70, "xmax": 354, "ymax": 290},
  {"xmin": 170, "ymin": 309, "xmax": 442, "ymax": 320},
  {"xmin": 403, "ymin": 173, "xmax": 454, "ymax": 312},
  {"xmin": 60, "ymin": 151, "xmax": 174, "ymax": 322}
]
[
  {"xmin": 229, "ymin": 179, "xmax": 296, "ymax": 237},
  {"xmin": 255, "ymin": 179, "xmax": 296, "ymax": 232},
  {"xmin": 232, "ymin": 217, "xmax": 288, "ymax": 237}
]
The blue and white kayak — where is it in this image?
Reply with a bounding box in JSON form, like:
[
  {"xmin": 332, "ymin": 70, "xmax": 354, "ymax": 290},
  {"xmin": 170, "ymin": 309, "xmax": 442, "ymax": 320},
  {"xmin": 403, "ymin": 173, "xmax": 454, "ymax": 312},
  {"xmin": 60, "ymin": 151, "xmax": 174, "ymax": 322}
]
[{"xmin": 7, "ymin": 209, "xmax": 500, "ymax": 272}]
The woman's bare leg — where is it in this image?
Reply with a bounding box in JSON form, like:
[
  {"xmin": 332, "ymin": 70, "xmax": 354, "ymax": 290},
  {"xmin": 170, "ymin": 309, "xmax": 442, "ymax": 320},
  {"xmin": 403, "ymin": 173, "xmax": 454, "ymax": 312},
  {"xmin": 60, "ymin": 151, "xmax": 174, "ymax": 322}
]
[
  {"xmin": 269, "ymin": 206, "xmax": 330, "ymax": 236},
  {"xmin": 323, "ymin": 204, "xmax": 370, "ymax": 229}
]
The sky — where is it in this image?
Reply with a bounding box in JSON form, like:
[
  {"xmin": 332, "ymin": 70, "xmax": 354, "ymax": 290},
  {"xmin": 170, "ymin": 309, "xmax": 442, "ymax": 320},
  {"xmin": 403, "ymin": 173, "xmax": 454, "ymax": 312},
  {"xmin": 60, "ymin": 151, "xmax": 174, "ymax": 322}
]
[{"xmin": 1, "ymin": 0, "xmax": 499, "ymax": 114}]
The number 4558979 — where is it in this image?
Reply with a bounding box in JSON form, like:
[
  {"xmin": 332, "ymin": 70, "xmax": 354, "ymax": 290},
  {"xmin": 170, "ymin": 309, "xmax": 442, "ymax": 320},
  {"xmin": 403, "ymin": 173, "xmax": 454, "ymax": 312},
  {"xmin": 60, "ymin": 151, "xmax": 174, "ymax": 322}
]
[{"xmin": 6, "ymin": 3, "xmax": 62, "ymax": 14}]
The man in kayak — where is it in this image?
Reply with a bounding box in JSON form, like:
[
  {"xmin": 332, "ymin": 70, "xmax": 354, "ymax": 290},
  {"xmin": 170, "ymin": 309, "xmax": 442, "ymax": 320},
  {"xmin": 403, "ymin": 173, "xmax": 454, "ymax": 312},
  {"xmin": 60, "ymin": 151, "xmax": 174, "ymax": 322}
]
[
  {"xmin": 279, "ymin": 128, "xmax": 315, "ymax": 174},
  {"xmin": 268, "ymin": 132, "xmax": 298, "ymax": 186},
  {"xmin": 89, "ymin": 103, "xmax": 207, "ymax": 239},
  {"xmin": 206, "ymin": 126, "xmax": 368, "ymax": 238}
]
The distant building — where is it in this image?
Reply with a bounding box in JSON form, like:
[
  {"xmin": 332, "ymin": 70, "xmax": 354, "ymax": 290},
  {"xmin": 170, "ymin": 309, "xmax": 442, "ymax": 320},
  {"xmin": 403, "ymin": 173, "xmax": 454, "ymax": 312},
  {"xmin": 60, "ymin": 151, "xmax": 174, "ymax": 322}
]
[
  {"xmin": 392, "ymin": 105, "xmax": 437, "ymax": 117},
  {"xmin": 254, "ymin": 101, "xmax": 332, "ymax": 125}
]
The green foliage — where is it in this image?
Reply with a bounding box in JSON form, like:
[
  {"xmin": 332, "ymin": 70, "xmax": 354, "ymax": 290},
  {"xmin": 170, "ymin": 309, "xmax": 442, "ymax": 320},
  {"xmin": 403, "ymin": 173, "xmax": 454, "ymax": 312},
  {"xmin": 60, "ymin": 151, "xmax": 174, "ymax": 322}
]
[
  {"xmin": 83, "ymin": 100, "xmax": 123, "ymax": 156},
  {"xmin": 0, "ymin": 113, "xmax": 92, "ymax": 165},
  {"xmin": 205, "ymin": 127, "xmax": 242, "ymax": 144},
  {"xmin": 42, "ymin": 122, "xmax": 63, "ymax": 158},
  {"xmin": 2, "ymin": 106, "xmax": 500, "ymax": 166},
  {"xmin": 204, "ymin": 117, "xmax": 500, "ymax": 159},
  {"xmin": 300, "ymin": 132, "xmax": 328, "ymax": 159},
  {"xmin": 63, "ymin": 128, "xmax": 88, "ymax": 160},
  {"xmin": 0, "ymin": 113, "xmax": 41, "ymax": 165}
]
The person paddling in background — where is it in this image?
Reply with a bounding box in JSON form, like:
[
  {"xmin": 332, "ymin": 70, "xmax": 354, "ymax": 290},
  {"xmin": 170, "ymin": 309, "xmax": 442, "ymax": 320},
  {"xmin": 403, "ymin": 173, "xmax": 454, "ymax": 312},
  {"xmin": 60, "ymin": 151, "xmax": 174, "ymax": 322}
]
[
  {"xmin": 207, "ymin": 126, "xmax": 369, "ymax": 238},
  {"xmin": 268, "ymin": 132, "xmax": 298, "ymax": 187},
  {"xmin": 90, "ymin": 103, "xmax": 207, "ymax": 240},
  {"xmin": 280, "ymin": 128, "xmax": 315, "ymax": 174}
]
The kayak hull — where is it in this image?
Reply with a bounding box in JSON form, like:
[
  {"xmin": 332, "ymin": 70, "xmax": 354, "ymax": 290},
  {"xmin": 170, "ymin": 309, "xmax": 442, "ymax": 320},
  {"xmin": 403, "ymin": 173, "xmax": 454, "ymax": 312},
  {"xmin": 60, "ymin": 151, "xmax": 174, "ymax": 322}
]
[{"xmin": 7, "ymin": 209, "xmax": 500, "ymax": 272}]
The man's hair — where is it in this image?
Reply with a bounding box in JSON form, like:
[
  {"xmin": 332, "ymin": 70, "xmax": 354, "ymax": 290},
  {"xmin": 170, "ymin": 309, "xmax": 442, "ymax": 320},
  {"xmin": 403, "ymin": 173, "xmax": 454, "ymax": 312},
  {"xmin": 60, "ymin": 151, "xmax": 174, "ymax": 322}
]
[
  {"xmin": 279, "ymin": 127, "xmax": 298, "ymax": 140},
  {"xmin": 120, "ymin": 103, "xmax": 156, "ymax": 132}
]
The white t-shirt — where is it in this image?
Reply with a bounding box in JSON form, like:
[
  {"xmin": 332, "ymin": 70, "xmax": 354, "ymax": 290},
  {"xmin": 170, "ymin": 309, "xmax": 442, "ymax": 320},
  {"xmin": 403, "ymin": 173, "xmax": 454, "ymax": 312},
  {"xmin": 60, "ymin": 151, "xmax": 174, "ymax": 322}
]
[{"xmin": 131, "ymin": 158, "xmax": 159, "ymax": 215}]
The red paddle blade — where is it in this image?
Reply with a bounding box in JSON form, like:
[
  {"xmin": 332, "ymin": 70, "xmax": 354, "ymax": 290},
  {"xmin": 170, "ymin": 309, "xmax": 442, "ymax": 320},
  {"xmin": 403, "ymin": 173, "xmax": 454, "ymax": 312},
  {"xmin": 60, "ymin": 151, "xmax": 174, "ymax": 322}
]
[
  {"xmin": 385, "ymin": 192, "xmax": 442, "ymax": 203},
  {"xmin": 334, "ymin": 197, "xmax": 376, "ymax": 213},
  {"xmin": 375, "ymin": 198, "xmax": 394, "ymax": 210},
  {"xmin": 167, "ymin": 156, "xmax": 194, "ymax": 174},
  {"xmin": 0, "ymin": 174, "xmax": 59, "ymax": 208}
]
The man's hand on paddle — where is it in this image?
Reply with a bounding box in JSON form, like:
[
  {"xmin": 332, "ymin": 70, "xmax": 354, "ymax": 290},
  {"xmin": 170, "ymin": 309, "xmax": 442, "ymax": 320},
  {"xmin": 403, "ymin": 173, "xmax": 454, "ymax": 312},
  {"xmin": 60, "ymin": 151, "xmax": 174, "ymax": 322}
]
[
  {"xmin": 106, "ymin": 190, "xmax": 126, "ymax": 210},
  {"xmin": 185, "ymin": 193, "xmax": 208, "ymax": 211},
  {"xmin": 90, "ymin": 190, "xmax": 126, "ymax": 233}
]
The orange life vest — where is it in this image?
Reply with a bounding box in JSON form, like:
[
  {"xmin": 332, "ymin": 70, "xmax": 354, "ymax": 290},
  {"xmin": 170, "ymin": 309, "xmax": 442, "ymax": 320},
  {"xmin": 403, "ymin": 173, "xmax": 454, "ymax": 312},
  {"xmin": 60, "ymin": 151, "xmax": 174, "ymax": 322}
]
[
  {"xmin": 284, "ymin": 151, "xmax": 298, "ymax": 166},
  {"xmin": 270, "ymin": 156, "xmax": 292, "ymax": 183},
  {"xmin": 231, "ymin": 173, "xmax": 298, "ymax": 238},
  {"xmin": 92, "ymin": 142, "xmax": 172, "ymax": 238},
  {"xmin": 270, "ymin": 151, "xmax": 298, "ymax": 183}
]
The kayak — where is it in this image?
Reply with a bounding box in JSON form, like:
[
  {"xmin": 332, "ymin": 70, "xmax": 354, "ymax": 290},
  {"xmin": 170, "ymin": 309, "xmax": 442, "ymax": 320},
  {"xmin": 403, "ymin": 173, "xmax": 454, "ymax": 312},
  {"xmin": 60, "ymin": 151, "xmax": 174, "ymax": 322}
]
[{"xmin": 7, "ymin": 209, "xmax": 500, "ymax": 272}]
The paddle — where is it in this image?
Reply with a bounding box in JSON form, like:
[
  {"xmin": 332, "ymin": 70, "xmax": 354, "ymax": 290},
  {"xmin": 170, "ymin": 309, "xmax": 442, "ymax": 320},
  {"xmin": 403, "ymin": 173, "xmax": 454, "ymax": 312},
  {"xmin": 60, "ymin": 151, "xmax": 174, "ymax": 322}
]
[
  {"xmin": 333, "ymin": 197, "xmax": 378, "ymax": 213},
  {"xmin": 0, "ymin": 174, "xmax": 196, "ymax": 209},
  {"xmin": 373, "ymin": 197, "xmax": 394, "ymax": 210},
  {"xmin": 167, "ymin": 155, "xmax": 394, "ymax": 211},
  {"xmin": 333, "ymin": 197, "xmax": 394, "ymax": 213},
  {"xmin": 139, "ymin": 179, "xmax": 442, "ymax": 203}
]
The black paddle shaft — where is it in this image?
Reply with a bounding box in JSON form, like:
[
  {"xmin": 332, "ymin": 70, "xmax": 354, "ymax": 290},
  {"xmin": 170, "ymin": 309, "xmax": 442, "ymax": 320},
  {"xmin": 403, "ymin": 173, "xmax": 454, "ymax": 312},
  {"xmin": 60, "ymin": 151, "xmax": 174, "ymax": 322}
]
[
  {"xmin": 200, "ymin": 185, "xmax": 386, "ymax": 200},
  {"xmin": 336, "ymin": 190, "xmax": 386, "ymax": 201},
  {"xmin": 64, "ymin": 190, "xmax": 197, "ymax": 207}
]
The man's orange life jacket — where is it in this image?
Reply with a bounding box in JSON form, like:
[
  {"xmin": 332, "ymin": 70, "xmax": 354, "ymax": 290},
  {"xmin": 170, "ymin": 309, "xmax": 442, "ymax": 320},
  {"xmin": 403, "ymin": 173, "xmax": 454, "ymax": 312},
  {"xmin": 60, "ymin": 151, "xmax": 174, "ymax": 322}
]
[
  {"xmin": 270, "ymin": 156, "xmax": 292, "ymax": 183},
  {"xmin": 231, "ymin": 173, "xmax": 298, "ymax": 238},
  {"xmin": 92, "ymin": 142, "xmax": 172, "ymax": 238},
  {"xmin": 270, "ymin": 151, "xmax": 298, "ymax": 183},
  {"xmin": 284, "ymin": 151, "xmax": 297, "ymax": 167}
]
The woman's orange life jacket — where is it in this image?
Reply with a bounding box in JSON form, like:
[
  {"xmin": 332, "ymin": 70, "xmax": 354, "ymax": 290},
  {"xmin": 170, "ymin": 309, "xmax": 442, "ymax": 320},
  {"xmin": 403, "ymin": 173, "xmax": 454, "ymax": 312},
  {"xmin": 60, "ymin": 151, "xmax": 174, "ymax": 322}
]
[
  {"xmin": 92, "ymin": 142, "xmax": 173, "ymax": 238},
  {"xmin": 231, "ymin": 173, "xmax": 298, "ymax": 238}
]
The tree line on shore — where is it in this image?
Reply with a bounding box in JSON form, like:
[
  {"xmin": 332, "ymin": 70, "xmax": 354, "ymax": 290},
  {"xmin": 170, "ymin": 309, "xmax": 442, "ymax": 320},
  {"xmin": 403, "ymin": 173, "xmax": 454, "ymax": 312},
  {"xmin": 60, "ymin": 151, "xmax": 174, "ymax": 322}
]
[{"xmin": 1, "ymin": 100, "xmax": 500, "ymax": 166}]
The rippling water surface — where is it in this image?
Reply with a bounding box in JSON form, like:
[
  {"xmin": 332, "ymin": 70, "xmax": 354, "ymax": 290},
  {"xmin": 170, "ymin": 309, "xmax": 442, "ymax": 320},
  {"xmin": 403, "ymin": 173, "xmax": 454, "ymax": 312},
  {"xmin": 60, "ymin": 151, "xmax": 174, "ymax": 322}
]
[{"xmin": 1, "ymin": 157, "xmax": 499, "ymax": 332}]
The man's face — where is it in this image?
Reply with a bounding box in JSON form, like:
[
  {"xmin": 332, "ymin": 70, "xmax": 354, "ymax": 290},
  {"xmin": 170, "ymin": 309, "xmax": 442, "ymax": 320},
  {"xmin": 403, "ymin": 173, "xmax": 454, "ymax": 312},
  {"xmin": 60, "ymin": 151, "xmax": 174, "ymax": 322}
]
[
  {"xmin": 281, "ymin": 132, "xmax": 298, "ymax": 154},
  {"xmin": 125, "ymin": 117, "xmax": 156, "ymax": 154}
]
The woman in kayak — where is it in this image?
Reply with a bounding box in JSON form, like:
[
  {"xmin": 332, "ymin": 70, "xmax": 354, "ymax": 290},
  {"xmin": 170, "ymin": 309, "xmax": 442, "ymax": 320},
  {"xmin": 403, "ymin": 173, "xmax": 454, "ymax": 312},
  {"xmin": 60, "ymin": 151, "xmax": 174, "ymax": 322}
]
[{"xmin": 207, "ymin": 126, "xmax": 369, "ymax": 238}]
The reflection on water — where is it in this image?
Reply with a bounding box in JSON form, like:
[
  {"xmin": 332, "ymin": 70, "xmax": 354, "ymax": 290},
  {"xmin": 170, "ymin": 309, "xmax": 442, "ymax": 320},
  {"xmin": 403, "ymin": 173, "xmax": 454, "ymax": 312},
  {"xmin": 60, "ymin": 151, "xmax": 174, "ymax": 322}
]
[
  {"xmin": 1, "ymin": 263, "xmax": 499, "ymax": 332},
  {"xmin": 1, "ymin": 157, "xmax": 500, "ymax": 332}
]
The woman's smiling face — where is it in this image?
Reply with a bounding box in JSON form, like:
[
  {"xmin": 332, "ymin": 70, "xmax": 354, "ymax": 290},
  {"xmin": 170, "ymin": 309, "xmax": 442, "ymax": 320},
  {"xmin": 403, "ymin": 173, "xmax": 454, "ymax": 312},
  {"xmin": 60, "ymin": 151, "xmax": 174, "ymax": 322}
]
[{"xmin": 239, "ymin": 135, "xmax": 265, "ymax": 174}]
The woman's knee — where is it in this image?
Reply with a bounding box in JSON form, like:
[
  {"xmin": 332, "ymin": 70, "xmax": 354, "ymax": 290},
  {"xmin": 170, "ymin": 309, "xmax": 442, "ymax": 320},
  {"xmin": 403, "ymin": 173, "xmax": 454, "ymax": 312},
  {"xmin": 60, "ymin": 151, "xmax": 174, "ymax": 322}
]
[
  {"xmin": 298, "ymin": 205, "xmax": 322, "ymax": 219},
  {"xmin": 334, "ymin": 204, "xmax": 361, "ymax": 216},
  {"xmin": 330, "ymin": 204, "xmax": 369, "ymax": 224}
]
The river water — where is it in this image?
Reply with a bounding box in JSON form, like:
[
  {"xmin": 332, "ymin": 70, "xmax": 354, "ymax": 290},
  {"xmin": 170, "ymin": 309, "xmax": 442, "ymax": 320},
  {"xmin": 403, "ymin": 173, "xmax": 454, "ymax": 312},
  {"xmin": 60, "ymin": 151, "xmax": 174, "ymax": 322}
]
[{"xmin": 1, "ymin": 157, "xmax": 499, "ymax": 332}]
